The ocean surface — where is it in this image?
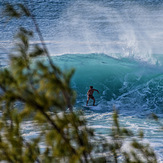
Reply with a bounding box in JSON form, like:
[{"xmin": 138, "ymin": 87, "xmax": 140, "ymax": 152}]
[{"xmin": 1, "ymin": 0, "xmax": 163, "ymax": 162}]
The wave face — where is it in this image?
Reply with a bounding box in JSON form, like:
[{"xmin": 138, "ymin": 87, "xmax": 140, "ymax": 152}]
[{"xmin": 52, "ymin": 54, "xmax": 163, "ymax": 117}]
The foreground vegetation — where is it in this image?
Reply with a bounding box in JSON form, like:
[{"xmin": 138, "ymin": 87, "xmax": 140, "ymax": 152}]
[{"xmin": 0, "ymin": 2, "xmax": 158, "ymax": 162}]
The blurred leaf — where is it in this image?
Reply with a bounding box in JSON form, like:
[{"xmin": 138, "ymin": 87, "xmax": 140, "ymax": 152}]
[
  {"xmin": 4, "ymin": 3, "xmax": 21, "ymax": 18},
  {"xmin": 29, "ymin": 45, "xmax": 44, "ymax": 57}
]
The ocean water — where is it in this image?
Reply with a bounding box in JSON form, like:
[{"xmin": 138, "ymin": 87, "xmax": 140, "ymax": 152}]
[{"xmin": 1, "ymin": 0, "xmax": 163, "ymax": 162}]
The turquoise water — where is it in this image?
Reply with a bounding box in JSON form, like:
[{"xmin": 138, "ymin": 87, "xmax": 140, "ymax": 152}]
[
  {"xmin": 52, "ymin": 54, "xmax": 163, "ymax": 117},
  {"xmin": 1, "ymin": 0, "xmax": 163, "ymax": 161}
]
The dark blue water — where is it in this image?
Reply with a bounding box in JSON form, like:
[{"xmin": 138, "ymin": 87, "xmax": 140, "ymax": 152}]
[{"xmin": 1, "ymin": 0, "xmax": 163, "ymax": 162}]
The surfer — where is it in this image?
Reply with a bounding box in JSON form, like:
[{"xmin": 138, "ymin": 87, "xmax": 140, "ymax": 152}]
[{"xmin": 86, "ymin": 86, "xmax": 99, "ymax": 106}]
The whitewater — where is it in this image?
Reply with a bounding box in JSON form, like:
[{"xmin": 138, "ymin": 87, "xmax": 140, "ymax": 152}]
[{"xmin": 1, "ymin": 0, "xmax": 163, "ymax": 162}]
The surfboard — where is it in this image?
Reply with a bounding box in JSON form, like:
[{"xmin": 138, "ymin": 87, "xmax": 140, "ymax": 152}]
[
  {"xmin": 81, "ymin": 105, "xmax": 98, "ymax": 108},
  {"xmin": 81, "ymin": 104, "xmax": 101, "ymax": 110}
]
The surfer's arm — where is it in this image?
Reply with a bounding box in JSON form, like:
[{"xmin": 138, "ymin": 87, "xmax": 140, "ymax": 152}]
[{"xmin": 94, "ymin": 89, "xmax": 99, "ymax": 94}]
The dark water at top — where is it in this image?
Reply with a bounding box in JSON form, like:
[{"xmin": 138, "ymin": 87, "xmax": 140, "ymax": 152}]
[{"xmin": 1, "ymin": 0, "xmax": 163, "ymax": 58}]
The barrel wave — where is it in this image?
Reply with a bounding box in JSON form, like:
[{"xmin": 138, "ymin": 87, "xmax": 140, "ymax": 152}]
[{"xmin": 52, "ymin": 53, "xmax": 163, "ymax": 117}]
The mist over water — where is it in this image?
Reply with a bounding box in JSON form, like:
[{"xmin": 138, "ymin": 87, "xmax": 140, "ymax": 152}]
[
  {"xmin": 45, "ymin": 0, "xmax": 163, "ymax": 65},
  {"xmin": 53, "ymin": 0, "xmax": 159, "ymax": 56},
  {"xmin": 1, "ymin": 0, "xmax": 163, "ymax": 65}
]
